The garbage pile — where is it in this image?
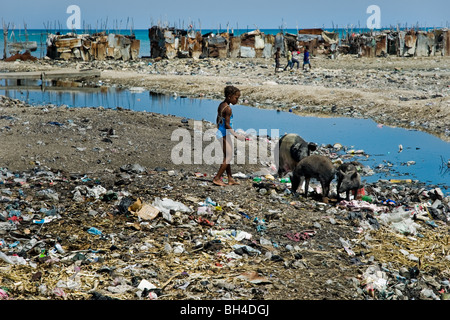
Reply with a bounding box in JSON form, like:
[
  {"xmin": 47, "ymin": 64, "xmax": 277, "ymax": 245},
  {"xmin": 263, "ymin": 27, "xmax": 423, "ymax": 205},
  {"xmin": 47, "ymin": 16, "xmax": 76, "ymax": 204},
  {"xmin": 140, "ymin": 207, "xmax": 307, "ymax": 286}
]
[{"xmin": 0, "ymin": 154, "xmax": 449, "ymax": 300}]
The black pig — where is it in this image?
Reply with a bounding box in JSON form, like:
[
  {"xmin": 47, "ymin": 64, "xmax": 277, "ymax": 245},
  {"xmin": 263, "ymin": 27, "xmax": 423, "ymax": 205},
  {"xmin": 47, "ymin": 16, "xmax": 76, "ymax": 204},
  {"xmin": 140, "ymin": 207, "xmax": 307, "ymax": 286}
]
[
  {"xmin": 291, "ymin": 155, "xmax": 335, "ymax": 200},
  {"xmin": 336, "ymin": 162, "xmax": 362, "ymax": 200},
  {"xmin": 275, "ymin": 133, "xmax": 317, "ymax": 177}
]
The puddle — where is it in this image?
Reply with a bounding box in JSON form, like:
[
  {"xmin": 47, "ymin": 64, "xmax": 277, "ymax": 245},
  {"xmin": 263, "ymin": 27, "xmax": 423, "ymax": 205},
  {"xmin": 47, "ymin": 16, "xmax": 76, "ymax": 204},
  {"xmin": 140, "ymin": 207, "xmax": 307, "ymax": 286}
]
[{"xmin": 0, "ymin": 84, "xmax": 449, "ymax": 193}]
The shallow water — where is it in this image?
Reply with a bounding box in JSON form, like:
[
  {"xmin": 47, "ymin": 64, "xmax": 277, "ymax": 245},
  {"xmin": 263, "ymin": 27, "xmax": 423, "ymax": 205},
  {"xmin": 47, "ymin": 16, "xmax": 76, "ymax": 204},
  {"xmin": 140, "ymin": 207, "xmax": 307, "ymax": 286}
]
[{"xmin": 1, "ymin": 83, "xmax": 449, "ymax": 193}]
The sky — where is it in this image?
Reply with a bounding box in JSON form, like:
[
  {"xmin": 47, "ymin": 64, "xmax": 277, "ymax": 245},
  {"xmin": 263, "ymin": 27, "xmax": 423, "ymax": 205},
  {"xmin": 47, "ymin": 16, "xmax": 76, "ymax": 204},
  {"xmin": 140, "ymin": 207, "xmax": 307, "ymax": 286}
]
[{"xmin": 1, "ymin": 0, "xmax": 449, "ymax": 30}]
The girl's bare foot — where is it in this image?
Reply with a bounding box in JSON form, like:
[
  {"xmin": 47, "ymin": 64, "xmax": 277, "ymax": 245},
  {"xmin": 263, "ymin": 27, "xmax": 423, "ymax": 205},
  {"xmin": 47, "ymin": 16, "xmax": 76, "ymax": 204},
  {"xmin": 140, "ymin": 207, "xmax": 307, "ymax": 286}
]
[{"xmin": 213, "ymin": 178, "xmax": 226, "ymax": 186}]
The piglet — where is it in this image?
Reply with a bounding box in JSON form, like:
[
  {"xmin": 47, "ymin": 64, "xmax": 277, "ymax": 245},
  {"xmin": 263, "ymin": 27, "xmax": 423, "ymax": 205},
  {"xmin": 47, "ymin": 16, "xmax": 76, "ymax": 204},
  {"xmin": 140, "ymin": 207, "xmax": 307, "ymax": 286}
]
[
  {"xmin": 291, "ymin": 154, "xmax": 335, "ymax": 200},
  {"xmin": 336, "ymin": 162, "xmax": 362, "ymax": 200}
]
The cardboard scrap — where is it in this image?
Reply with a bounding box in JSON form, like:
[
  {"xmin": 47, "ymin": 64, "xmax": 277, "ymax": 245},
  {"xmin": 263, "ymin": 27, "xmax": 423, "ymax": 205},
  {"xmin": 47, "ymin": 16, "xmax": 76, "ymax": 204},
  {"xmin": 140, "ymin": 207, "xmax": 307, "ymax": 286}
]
[
  {"xmin": 237, "ymin": 271, "xmax": 272, "ymax": 284},
  {"xmin": 136, "ymin": 203, "xmax": 160, "ymax": 220}
]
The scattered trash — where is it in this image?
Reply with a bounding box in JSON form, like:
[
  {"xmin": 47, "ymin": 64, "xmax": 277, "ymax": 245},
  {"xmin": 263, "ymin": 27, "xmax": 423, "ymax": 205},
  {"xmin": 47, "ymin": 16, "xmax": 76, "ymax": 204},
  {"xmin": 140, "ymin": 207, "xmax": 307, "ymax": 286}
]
[
  {"xmin": 361, "ymin": 265, "xmax": 388, "ymax": 297},
  {"xmin": 87, "ymin": 227, "xmax": 102, "ymax": 236},
  {"xmin": 233, "ymin": 244, "xmax": 261, "ymax": 256},
  {"xmin": 136, "ymin": 204, "xmax": 160, "ymax": 220},
  {"xmin": 0, "ymin": 111, "xmax": 449, "ymax": 301},
  {"xmin": 152, "ymin": 197, "xmax": 192, "ymax": 214},
  {"xmin": 285, "ymin": 230, "xmax": 316, "ymax": 242}
]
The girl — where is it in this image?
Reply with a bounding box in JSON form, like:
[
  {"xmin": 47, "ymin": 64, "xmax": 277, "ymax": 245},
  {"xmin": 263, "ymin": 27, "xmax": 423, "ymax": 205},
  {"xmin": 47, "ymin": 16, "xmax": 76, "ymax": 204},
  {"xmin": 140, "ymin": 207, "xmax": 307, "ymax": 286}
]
[{"xmin": 213, "ymin": 86, "xmax": 244, "ymax": 186}]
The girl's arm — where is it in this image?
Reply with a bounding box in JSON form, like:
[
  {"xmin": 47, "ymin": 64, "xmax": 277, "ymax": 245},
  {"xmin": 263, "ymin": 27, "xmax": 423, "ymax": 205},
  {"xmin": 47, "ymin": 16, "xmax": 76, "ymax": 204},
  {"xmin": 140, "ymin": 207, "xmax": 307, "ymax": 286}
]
[{"xmin": 223, "ymin": 107, "xmax": 233, "ymax": 131}]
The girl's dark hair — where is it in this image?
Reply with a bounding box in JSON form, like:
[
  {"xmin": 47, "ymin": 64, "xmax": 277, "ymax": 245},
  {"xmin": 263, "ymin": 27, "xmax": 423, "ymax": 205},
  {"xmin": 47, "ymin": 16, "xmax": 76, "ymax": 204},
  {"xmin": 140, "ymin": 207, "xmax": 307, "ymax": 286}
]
[{"xmin": 224, "ymin": 85, "xmax": 240, "ymax": 98}]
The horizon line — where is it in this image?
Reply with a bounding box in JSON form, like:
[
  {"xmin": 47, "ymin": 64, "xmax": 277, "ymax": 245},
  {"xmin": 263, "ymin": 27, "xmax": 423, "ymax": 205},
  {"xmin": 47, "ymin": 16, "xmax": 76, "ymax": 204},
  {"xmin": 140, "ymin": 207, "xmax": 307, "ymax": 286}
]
[{"xmin": 1, "ymin": 25, "xmax": 448, "ymax": 31}]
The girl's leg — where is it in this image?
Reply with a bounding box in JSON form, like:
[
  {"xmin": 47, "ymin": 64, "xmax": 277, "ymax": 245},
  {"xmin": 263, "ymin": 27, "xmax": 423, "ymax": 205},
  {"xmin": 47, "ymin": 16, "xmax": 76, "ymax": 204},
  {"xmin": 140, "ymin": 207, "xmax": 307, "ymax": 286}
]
[
  {"xmin": 213, "ymin": 135, "xmax": 233, "ymax": 186},
  {"xmin": 224, "ymin": 135, "xmax": 239, "ymax": 185},
  {"xmin": 227, "ymin": 173, "xmax": 240, "ymax": 185},
  {"xmin": 227, "ymin": 163, "xmax": 239, "ymax": 185}
]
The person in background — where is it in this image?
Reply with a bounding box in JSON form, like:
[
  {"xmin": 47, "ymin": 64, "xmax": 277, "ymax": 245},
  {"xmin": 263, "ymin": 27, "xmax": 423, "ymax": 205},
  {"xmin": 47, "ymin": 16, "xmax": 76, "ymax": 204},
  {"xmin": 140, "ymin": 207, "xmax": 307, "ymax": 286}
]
[
  {"xmin": 303, "ymin": 47, "xmax": 312, "ymax": 71},
  {"xmin": 284, "ymin": 49, "xmax": 293, "ymax": 71},
  {"xmin": 291, "ymin": 49, "xmax": 300, "ymax": 69}
]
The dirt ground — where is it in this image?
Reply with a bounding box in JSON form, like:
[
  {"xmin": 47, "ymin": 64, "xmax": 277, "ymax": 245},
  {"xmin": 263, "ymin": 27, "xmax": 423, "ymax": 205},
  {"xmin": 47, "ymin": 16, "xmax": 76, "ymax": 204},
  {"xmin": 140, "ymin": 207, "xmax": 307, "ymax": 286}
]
[{"xmin": 0, "ymin": 55, "xmax": 449, "ymax": 302}]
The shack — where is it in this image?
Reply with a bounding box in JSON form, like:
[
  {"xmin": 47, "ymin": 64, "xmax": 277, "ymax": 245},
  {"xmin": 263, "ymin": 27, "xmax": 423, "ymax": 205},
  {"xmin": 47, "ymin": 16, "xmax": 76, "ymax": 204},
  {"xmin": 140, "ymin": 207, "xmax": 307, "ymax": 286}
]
[
  {"xmin": 240, "ymin": 30, "xmax": 266, "ymax": 58},
  {"xmin": 282, "ymin": 29, "xmax": 338, "ymax": 56},
  {"xmin": 183, "ymin": 30, "xmax": 203, "ymax": 59},
  {"xmin": 283, "ymin": 32, "xmax": 298, "ymax": 52},
  {"xmin": 297, "ymin": 28, "xmax": 322, "ymax": 55},
  {"xmin": 264, "ymin": 34, "xmax": 276, "ymax": 58},
  {"xmin": 204, "ymin": 32, "xmax": 230, "ymax": 59},
  {"xmin": 149, "ymin": 26, "xmax": 276, "ymax": 59},
  {"xmin": 297, "ymin": 28, "xmax": 338, "ymax": 55},
  {"xmin": 147, "ymin": 25, "xmax": 449, "ymax": 60},
  {"xmin": 229, "ymin": 35, "xmax": 241, "ymax": 58},
  {"xmin": 415, "ymin": 31, "xmax": 436, "ymax": 56},
  {"xmin": 149, "ymin": 26, "xmax": 204, "ymax": 59},
  {"xmin": 341, "ymin": 28, "xmax": 449, "ymax": 58},
  {"xmin": 398, "ymin": 30, "xmax": 417, "ymax": 57},
  {"xmin": 46, "ymin": 32, "xmax": 140, "ymax": 61},
  {"xmin": 149, "ymin": 27, "xmax": 181, "ymax": 59},
  {"xmin": 360, "ymin": 33, "xmax": 388, "ymax": 57},
  {"xmin": 339, "ymin": 32, "xmax": 385, "ymax": 57},
  {"xmin": 435, "ymin": 28, "xmax": 450, "ymax": 56}
]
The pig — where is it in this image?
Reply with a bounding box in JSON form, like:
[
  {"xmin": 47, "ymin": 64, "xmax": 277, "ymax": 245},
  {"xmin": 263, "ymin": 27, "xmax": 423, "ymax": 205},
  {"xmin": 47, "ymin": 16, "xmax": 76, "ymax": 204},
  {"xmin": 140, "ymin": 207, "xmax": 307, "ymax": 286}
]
[
  {"xmin": 275, "ymin": 133, "xmax": 317, "ymax": 177},
  {"xmin": 336, "ymin": 162, "xmax": 362, "ymax": 200},
  {"xmin": 291, "ymin": 154, "xmax": 335, "ymax": 200}
]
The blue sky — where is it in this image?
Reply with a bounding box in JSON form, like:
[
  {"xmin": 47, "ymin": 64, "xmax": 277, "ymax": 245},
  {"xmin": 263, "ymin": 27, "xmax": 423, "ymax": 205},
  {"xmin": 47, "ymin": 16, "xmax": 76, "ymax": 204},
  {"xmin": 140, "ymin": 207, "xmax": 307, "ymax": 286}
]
[{"xmin": 1, "ymin": 0, "xmax": 449, "ymax": 30}]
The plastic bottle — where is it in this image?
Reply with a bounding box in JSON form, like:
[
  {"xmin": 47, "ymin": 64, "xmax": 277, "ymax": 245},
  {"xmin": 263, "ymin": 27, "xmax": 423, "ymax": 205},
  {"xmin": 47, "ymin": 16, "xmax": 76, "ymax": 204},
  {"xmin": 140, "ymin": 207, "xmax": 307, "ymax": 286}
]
[
  {"xmin": 361, "ymin": 195, "xmax": 373, "ymax": 203},
  {"xmin": 280, "ymin": 177, "xmax": 291, "ymax": 183},
  {"xmin": 253, "ymin": 177, "xmax": 262, "ymax": 182},
  {"xmin": 55, "ymin": 243, "xmax": 65, "ymax": 254}
]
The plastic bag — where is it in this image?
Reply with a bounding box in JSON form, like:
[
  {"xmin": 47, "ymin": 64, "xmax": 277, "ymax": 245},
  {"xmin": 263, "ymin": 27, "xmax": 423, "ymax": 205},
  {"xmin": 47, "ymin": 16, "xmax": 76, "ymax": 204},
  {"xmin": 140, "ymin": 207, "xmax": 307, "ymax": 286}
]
[
  {"xmin": 378, "ymin": 207, "xmax": 421, "ymax": 235},
  {"xmin": 152, "ymin": 197, "xmax": 192, "ymax": 214},
  {"xmin": 0, "ymin": 251, "xmax": 14, "ymax": 264},
  {"xmin": 0, "ymin": 252, "xmax": 27, "ymax": 265}
]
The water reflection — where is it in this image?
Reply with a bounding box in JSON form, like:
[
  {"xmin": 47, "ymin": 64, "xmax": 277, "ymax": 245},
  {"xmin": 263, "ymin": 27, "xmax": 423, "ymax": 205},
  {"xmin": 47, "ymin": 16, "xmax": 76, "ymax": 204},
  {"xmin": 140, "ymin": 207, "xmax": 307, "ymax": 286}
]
[{"xmin": 0, "ymin": 85, "xmax": 448, "ymax": 193}]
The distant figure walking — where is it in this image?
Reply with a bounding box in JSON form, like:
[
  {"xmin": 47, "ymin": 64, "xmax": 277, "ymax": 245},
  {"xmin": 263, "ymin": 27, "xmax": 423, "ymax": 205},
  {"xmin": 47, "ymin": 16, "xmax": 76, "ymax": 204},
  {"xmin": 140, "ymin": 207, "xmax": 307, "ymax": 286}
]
[
  {"xmin": 274, "ymin": 47, "xmax": 281, "ymax": 73},
  {"xmin": 303, "ymin": 48, "xmax": 312, "ymax": 71},
  {"xmin": 291, "ymin": 49, "xmax": 300, "ymax": 69},
  {"xmin": 284, "ymin": 49, "xmax": 293, "ymax": 71}
]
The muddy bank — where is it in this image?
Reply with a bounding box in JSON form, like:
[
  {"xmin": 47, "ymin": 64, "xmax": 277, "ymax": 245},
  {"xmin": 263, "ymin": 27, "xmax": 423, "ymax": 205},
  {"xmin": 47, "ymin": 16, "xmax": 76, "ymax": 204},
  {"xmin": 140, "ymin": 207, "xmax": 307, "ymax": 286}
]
[{"xmin": 1, "ymin": 55, "xmax": 449, "ymax": 141}]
